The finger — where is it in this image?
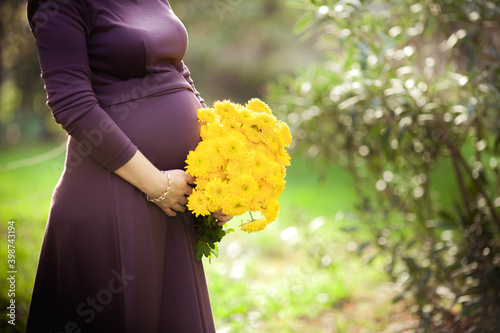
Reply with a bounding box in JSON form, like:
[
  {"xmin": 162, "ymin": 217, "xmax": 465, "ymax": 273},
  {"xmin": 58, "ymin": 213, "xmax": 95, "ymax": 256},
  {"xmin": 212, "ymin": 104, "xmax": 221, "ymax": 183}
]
[
  {"xmin": 212, "ymin": 210, "xmax": 224, "ymax": 217},
  {"xmin": 179, "ymin": 196, "xmax": 188, "ymax": 206},
  {"xmin": 184, "ymin": 185, "xmax": 194, "ymax": 196},
  {"xmin": 164, "ymin": 208, "xmax": 176, "ymax": 217},
  {"xmin": 185, "ymin": 172, "xmax": 195, "ymax": 185},
  {"xmin": 214, "ymin": 215, "xmax": 232, "ymax": 223},
  {"xmin": 213, "ymin": 212, "xmax": 231, "ymax": 220},
  {"xmin": 173, "ymin": 203, "xmax": 186, "ymax": 213},
  {"xmin": 217, "ymin": 218, "xmax": 232, "ymax": 225}
]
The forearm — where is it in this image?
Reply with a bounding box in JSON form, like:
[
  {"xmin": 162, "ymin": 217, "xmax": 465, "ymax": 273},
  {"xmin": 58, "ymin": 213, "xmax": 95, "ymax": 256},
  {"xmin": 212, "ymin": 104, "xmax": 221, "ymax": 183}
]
[
  {"xmin": 114, "ymin": 150, "xmax": 166, "ymax": 199},
  {"xmin": 114, "ymin": 150, "xmax": 196, "ymax": 217}
]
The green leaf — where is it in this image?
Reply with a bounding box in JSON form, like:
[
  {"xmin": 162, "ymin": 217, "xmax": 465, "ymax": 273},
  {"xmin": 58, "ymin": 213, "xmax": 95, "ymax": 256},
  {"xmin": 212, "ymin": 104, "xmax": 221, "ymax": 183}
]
[
  {"xmin": 293, "ymin": 13, "xmax": 314, "ymax": 35},
  {"xmin": 193, "ymin": 215, "xmax": 232, "ymax": 262}
]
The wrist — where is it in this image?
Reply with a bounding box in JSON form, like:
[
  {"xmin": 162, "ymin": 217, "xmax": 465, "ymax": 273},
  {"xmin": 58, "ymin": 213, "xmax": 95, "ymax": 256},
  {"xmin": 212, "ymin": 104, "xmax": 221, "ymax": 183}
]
[{"xmin": 145, "ymin": 171, "xmax": 171, "ymax": 202}]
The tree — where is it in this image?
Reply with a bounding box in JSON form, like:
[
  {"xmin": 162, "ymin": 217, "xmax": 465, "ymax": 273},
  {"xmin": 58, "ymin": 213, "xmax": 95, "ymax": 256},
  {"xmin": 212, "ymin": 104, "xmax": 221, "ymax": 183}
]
[
  {"xmin": 1, "ymin": 0, "xmax": 48, "ymax": 145},
  {"xmin": 268, "ymin": 0, "xmax": 500, "ymax": 331}
]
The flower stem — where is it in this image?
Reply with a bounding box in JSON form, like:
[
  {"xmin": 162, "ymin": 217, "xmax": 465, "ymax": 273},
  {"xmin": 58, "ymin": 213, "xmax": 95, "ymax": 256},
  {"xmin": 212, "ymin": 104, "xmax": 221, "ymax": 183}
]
[{"xmin": 249, "ymin": 211, "xmax": 255, "ymax": 221}]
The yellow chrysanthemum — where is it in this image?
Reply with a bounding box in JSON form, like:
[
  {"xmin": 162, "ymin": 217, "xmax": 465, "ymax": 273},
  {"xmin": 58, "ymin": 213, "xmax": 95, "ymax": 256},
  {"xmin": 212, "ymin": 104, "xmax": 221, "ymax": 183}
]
[
  {"xmin": 229, "ymin": 175, "xmax": 258, "ymax": 200},
  {"xmin": 235, "ymin": 107, "xmax": 255, "ymax": 123},
  {"xmin": 249, "ymin": 197, "xmax": 261, "ymax": 212},
  {"xmin": 205, "ymin": 178, "xmax": 226, "ymax": 199},
  {"xmin": 254, "ymin": 144, "xmax": 275, "ymax": 163},
  {"xmin": 240, "ymin": 217, "xmax": 271, "ymax": 233},
  {"xmin": 186, "ymin": 141, "xmax": 223, "ymax": 175},
  {"xmin": 277, "ymin": 121, "xmax": 292, "ymax": 147},
  {"xmin": 200, "ymin": 125, "xmax": 209, "ymax": 140},
  {"xmin": 206, "ymin": 169, "xmax": 227, "ymax": 184},
  {"xmin": 246, "ymin": 98, "xmax": 272, "ymax": 114},
  {"xmin": 225, "ymin": 159, "xmax": 251, "ymax": 178},
  {"xmin": 265, "ymin": 162, "xmax": 285, "ymax": 187},
  {"xmin": 253, "ymin": 180, "xmax": 275, "ymax": 204},
  {"xmin": 247, "ymin": 150, "xmax": 271, "ymax": 181},
  {"xmin": 205, "ymin": 178, "xmax": 229, "ymax": 211},
  {"xmin": 273, "ymin": 178, "xmax": 286, "ymax": 198},
  {"xmin": 202, "ymin": 142, "xmax": 226, "ymax": 171},
  {"xmin": 187, "ymin": 189, "xmax": 211, "ymax": 217},
  {"xmin": 185, "ymin": 148, "xmax": 210, "ymax": 177},
  {"xmin": 253, "ymin": 113, "xmax": 278, "ymax": 132},
  {"xmin": 274, "ymin": 147, "xmax": 291, "ymax": 166},
  {"xmin": 214, "ymin": 100, "xmax": 239, "ymax": 119},
  {"xmin": 262, "ymin": 200, "xmax": 280, "ymax": 223},
  {"xmin": 261, "ymin": 128, "xmax": 280, "ymax": 151},
  {"xmin": 224, "ymin": 118, "xmax": 243, "ymax": 131},
  {"xmin": 239, "ymin": 201, "xmax": 280, "ymax": 234},
  {"xmin": 221, "ymin": 194, "xmax": 249, "ymax": 216},
  {"xmin": 194, "ymin": 176, "xmax": 210, "ymax": 191},
  {"xmin": 241, "ymin": 124, "xmax": 262, "ymax": 144},
  {"xmin": 201, "ymin": 121, "xmax": 225, "ymax": 140},
  {"xmin": 217, "ymin": 132, "xmax": 248, "ymax": 160},
  {"xmin": 197, "ymin": 107, "xmax": 217, "ymax": 123},
  {"xmin": 186, "ymin": 98, "xmax": 292, "ymax": 237}
]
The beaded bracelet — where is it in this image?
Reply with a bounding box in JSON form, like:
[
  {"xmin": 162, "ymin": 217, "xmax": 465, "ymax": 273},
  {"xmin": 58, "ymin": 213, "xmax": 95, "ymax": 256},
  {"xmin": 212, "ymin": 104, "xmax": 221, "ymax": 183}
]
[{"xmin": 145, "ymin": 171, "xmax": 171, "ymax": 203}]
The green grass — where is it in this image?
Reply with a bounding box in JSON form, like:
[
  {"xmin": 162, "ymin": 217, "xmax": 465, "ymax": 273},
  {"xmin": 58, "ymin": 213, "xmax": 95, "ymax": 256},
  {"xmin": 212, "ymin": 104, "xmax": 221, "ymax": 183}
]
[
  {"xmin": 0, "ymin": 141, "xmax": 388, "ymax": 332},
  {"xmin": 0, "ymin": 142, "xmax": 66, "ymax": 332}
]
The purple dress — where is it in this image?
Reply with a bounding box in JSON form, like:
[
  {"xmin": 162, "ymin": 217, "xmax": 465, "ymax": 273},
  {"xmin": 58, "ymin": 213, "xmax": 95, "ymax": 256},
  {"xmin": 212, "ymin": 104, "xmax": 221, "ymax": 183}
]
[{"xmin": 26, "ymin": 1, "xmax": 215, "ymax": 332}]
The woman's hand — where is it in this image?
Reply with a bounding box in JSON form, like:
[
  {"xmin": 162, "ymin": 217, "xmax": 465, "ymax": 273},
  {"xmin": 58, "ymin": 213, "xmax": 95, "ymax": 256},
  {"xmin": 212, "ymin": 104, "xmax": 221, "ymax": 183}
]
[
  {"xmin": 211, "ymin": 210, "xmax": 233, "ymax": 226},
  {"xmin": 149, "ymin": 169, "xmax": 195, "ymax": 217},
  {"xmin": 114, "ymin": 151, "xmax": 197, "ymax": 217},
  {"xmin": 114, "ymin": 151, "xmax": 232, "ymax": 220}
]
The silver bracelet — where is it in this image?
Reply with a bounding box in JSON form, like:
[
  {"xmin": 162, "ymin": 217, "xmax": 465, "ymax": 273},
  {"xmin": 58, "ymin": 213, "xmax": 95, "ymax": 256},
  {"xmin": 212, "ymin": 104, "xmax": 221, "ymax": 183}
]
[{"xmin": 145, "ymin": 171, "xmax": 171, "ymax": 203}]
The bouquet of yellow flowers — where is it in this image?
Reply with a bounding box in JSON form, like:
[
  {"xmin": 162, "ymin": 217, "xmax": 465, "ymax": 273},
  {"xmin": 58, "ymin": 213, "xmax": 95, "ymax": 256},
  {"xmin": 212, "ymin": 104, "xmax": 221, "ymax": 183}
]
[{"xmin": 185, "ymin": 98, "xmax": 292, "ymax": 261}]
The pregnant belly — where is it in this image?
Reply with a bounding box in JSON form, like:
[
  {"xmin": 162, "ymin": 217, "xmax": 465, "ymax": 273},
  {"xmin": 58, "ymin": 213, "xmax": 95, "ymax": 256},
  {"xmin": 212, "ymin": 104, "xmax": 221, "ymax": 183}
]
[{"xmin": 103, "ymin": 88, "xmax": 202, "ymax": 170}]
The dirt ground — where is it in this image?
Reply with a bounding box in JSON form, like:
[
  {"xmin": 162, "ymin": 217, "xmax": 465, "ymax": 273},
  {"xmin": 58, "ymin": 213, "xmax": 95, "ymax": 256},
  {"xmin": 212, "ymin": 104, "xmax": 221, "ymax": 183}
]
[{"xmin": 298, "ymin": 283, "xmax": 421, "ymax": 333}]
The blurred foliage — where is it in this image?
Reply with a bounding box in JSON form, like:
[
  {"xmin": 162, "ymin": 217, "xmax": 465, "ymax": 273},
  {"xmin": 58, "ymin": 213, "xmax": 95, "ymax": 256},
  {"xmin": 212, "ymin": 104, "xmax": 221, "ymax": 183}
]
[
  {"xmin": 268, "ymin": 0, "xmax": 500, "ymax": 331},
  {"xmin": 174, "ymin": 0, "xmax": 314, "ymax": 105},
  {"xmin": 0, "ymin": 0, "xmax": 50, "ymax": 145},
  {"xmin": 0, "ymin": 0, "xmax": 311, "ymax": 146}
]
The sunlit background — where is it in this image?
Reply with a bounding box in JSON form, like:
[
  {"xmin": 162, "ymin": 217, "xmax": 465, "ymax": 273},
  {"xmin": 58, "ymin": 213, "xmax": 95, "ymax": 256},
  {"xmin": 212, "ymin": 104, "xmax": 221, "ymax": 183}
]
[{"xmin": 1, "ymin": 0, "xmax": 500, "ymax": 332}]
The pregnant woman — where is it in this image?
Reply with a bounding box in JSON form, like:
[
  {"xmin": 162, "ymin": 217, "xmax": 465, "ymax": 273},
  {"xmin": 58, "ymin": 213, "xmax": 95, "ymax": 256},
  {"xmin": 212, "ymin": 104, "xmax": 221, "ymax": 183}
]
[{"xmin": 26, "ymin": 1, "xmax": 231, "ymax": 332}]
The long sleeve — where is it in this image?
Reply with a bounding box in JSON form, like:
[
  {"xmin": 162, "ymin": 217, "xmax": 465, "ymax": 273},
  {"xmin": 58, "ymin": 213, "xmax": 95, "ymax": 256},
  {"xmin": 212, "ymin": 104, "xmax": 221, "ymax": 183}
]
[{"xmin": 30, "ymin": 1, "xmax": 137, "ymax": 172}]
